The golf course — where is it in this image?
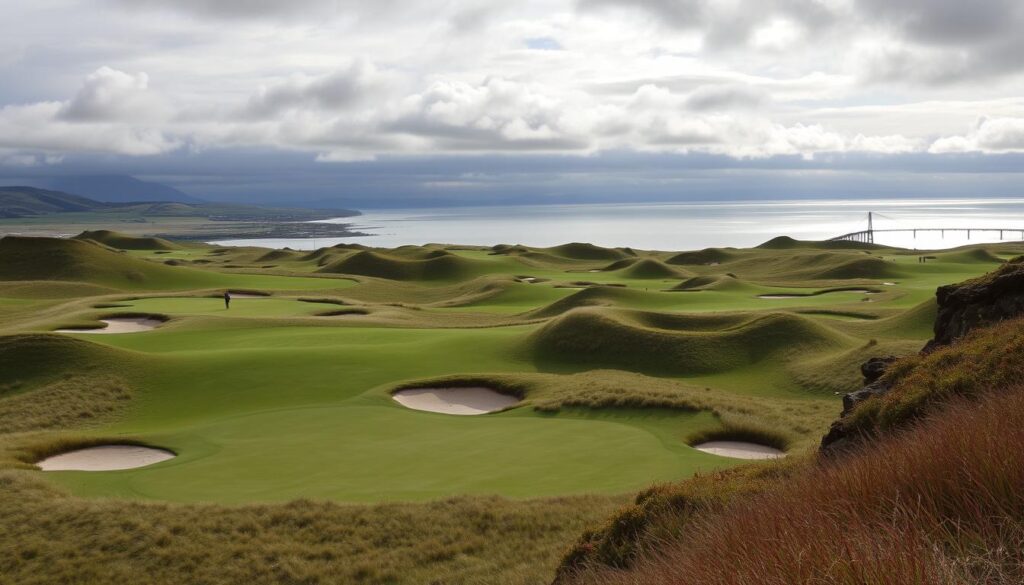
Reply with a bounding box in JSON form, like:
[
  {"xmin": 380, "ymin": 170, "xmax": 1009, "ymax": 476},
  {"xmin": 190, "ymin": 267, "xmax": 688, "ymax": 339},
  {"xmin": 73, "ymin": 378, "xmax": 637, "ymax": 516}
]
[{"xmin": 1, "ymin": 230, "xmax": 1021, "ymax": 583}]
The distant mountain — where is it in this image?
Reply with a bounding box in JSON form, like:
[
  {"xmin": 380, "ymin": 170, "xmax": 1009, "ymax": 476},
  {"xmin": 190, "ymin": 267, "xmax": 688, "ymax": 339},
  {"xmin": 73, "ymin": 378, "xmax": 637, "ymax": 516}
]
[
  {"xmin": 0, "ymin": 186, "xmax": 107, "ymax": 218},
  {"xmin": 37, "ymin": 175, "xmax": 204, "ymax": 204}
]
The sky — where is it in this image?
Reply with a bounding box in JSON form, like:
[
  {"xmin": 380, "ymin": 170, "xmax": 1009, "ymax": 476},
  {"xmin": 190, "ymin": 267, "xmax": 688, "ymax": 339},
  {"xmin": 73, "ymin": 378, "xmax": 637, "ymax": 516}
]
[{"xmin": 1, "ymin": 0, "xmax": 1023, "ymax": 207}]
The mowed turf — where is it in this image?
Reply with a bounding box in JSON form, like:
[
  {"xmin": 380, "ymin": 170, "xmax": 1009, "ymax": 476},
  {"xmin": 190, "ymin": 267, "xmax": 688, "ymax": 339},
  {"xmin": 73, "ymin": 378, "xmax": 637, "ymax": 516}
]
[
  {"xmin": 2, "ymin": 233, "xmax": 1021, "ymax": 507},
  {"xmin": 42, "ymin": 323, "xmax": 730, "ymax": 502}
]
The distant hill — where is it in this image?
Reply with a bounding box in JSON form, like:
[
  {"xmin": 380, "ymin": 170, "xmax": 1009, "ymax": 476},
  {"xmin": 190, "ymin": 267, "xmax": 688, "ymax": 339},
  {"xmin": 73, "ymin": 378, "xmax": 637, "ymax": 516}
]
[
  {"xmin": 0, "ymin": 186, "xmax": 107, "ymax": 218},
  {"xmin": 37, "ymin": 175, "xmax": 204, "ymax": 204}
]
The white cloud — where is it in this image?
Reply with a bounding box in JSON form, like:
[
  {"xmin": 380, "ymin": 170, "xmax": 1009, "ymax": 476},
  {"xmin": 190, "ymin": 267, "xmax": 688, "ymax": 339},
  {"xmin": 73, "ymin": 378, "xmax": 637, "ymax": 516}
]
[
  {"xmin": 930, "ymin": 118, "xmax": 1024, "ymax": 153},
  {"xmin": 59, "ymin": 67, "xmax": 168, "ymax": 122},
  {"xmin": 1, "ymin": 0, "xmax": 1023, "ymax": 165}
]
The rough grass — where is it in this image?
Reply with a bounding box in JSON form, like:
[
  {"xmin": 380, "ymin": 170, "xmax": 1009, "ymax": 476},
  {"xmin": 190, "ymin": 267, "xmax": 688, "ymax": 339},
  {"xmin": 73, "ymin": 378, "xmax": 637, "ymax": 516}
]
[
  {"xmin": 0, "ymin": 375, "xmax": 132, "ymax": 435},
  {"xmin": 565, "ymin": 385, "xmax": 1024, "ymax": 585},
  {"xmin": 846, "ymin": 316, "xmax": 1024, "ymax": 435},
  {"xmin": 0, "ymin": 471, "xmax": 623, "ymax": 585}
]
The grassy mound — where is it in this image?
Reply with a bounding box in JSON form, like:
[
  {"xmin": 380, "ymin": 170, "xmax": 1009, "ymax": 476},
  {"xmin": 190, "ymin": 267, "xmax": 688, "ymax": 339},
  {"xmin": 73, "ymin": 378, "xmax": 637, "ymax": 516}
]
[
  {"xmin": 811, "ymin": 257, "xmax": 903, "ymax": 280},
  {"xmin": 665, "ymin": 248, "xmax": 736, "ymax": 265},
  {"xmin": 756, "ymin": 236, "xmax": 885, "ymax": 251},
  {"xmin": 316, "ymin": 250, "xmax": 480, "ymax": 281},
  {"xmin": 546, "ymin": 243, "xmax": 632, "ymax": 261},
  {"xmin": 526, "ymin": 287, "xmax": 645, "ymax": 318},
  {"xmin": 937, "ymin": 247, "xmax": 1006, "ymax": 264},
  {"xmin": 0, "ymin": 236, "xmax": 203, "ymax": 289},
  {"xmin": 529, "ymin": 308, "xmax": 850, "ymax": 376},
  {"xmin": 73, "ymin": 230, "xmax": 179, "ymax": 251},
  {"xmin": 669, "ymin": 275, "xmax": 747, "ymax": 292},
  {"xmin": 0, "ymin": 334, "xmax": 132, "ymax": 389},
  {"xmin": 255, "ymin": 249, "xmax": 300, "ymax": 262},
  {"xmin": 724, "ymin": 251, "xmax": 903, "ymax": 282},
  {"xmin": 618, "ymin": 259, "xmax": 688, "ymax": 279}
]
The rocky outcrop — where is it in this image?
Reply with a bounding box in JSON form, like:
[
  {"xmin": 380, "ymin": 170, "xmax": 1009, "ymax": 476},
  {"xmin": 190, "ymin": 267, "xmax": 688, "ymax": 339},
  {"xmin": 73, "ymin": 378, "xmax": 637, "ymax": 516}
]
[
  {"xmin": 822, "ymin": 257, "xmax": 1024, "ymax": 457},
  {"xmin": 819, "ymin": 360, "xmax": 894, "ymax": 455},
  {"xmin": 925, "ymin": 257, "xmax": 1024, "ymax": 352}
]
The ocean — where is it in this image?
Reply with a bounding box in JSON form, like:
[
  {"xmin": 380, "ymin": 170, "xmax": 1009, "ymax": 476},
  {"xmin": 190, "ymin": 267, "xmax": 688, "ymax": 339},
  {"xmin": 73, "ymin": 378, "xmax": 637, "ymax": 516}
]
[{"xmin": 210, "ymin": 197, "xmax": 1024, "ymax": 251}]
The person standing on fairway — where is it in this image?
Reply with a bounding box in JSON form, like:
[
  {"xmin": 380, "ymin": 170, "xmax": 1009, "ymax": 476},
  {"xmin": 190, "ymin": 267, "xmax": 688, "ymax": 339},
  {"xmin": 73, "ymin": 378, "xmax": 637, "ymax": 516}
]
[{"xmin": 223, "ymin": 291, "xmax": 231, "ymax": 309}]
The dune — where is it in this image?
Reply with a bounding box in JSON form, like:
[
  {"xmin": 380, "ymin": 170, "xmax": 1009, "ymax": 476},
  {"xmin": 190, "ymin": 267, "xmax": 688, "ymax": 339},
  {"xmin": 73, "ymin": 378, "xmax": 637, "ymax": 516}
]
[
  {"xmin": 392, "ymin": 387, "xmax": 520, "ymax": 415},
  {"xmin": 37, "ymin": 445, "xmax": 175, "ymax": 471},
  {"xmin": 73, "ymin": 230, "xmax": 179, "ymax": 251},
  {"xmin": 546, "ymin": 243, "xmax": 631, "ymax": 261},
  {"xmin": 665, "ymin": 248, "xmax": 737, "ymax": 266},
  {"xmin": 529, "ymin": 308, "xmax": 851, "ymax": 376},
  {"xmin": 317, "ymin": 250, "xmax": 479, "ymax": 281}
]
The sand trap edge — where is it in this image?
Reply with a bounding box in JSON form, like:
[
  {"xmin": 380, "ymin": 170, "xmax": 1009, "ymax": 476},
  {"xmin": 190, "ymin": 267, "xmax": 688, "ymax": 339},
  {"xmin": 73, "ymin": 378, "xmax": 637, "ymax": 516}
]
[
  {"xmin": 36, "ymin": 445, "xmax": 176, "ymax": 471},
  {"xmin": 392, "ymin": 387, "xmax": 521, "ymax": 416}
]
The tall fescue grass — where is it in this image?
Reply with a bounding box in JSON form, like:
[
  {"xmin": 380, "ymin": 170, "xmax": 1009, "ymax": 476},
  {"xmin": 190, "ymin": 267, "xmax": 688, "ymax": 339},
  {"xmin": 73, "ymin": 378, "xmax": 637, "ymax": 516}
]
[
  {"xmin": 0, "ymin": 471, "xmax": 623, "ymax": 585},
  {"xmin": 569, "ymin": 386, "xmax": 1024, "ymax": 585}
]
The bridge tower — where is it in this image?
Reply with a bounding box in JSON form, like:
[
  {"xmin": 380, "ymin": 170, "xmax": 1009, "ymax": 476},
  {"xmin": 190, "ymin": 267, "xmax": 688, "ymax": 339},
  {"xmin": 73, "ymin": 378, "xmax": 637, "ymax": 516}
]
[{"xmin": 867, "ymin": 212, "xmax": 874, "ymax": 244}]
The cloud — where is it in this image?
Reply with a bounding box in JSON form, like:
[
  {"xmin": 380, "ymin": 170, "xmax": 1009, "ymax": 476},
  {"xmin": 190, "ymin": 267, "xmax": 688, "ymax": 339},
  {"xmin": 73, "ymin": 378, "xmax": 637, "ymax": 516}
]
[
  {"xmin": 112, "ymin": 0, "xmax": 381, "ymax": 19},
  {"xmin": 930, "ymin": 118, "xmax": 1024, "ymax": 154},
  {"xmin": 685, "ymin": 84, "xmax": 767, "ymax": 111},
  {"xmin": 0, "ymin": 67, "xmax": 179, "ymax": 156},
  {"xmin": 854, "ymin": 0, "xmax": 1019, "ymax": 46},
  {"xmin": 243, "ymin": 61, "xmax": 387, "ymax": 119},
  {"xmin": 58, "ymin": 67, "xmax": 168, "ymax": 122}
]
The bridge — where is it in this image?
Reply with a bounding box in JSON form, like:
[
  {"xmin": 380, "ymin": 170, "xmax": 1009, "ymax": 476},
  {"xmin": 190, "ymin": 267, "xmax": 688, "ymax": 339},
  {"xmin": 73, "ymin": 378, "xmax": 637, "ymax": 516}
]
[{"xmin": 829, "ymin": 212, "xmax": 1024, "ymax": 244}]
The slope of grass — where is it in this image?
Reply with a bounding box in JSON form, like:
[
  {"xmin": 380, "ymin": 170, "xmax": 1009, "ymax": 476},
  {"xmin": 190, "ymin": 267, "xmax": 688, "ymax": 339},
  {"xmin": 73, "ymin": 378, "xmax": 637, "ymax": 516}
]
[
  {"xmin": 73, "ymin": 229, "xmax": 180, "ymax": 250},
  {"xmin": 565, "ymin": 384, "xmax": 1024, "ymax": 585},
  {"xmin": 529, "ymin": 308, "xmax": 853, "ymax": 377},
  {"xmin": 317, "ymin": 249, "xmax": 486, "ymax": 281}
]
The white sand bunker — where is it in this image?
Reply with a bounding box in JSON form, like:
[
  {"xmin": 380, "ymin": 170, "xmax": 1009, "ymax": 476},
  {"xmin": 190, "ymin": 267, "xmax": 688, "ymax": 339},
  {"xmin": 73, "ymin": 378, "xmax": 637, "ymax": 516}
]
[
  {"xmin": 56, "ymin": 317, "xmax": 163, "ymax": 334},
  {"xmin": 693, "ymin": 441, "xmax": 785, "ymax": 460},
  {"xmin": 227, "ymin": 293, "xmax": 268, "ymax": 298},
  {"xmin": 393, "ymin": 387, "xmax": 520, "ymax": 415},
  {"xmin": 37, "ymin": 445, "xmax": 175, "ymax": 471}
]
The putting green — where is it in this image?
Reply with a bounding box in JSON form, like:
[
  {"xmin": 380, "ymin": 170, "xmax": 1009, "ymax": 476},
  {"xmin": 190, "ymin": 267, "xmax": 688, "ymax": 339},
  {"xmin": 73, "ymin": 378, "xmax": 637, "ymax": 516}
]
[{"xmin": 47, "ymin": 406, "xmax": 724, "ymax": 503}]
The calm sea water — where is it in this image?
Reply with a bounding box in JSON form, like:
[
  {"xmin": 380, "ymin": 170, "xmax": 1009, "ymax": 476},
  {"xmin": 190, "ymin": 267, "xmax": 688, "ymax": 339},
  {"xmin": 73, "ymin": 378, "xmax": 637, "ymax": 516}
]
[{"xmin": 211, "ymin": 198, "xmax": 1024, "ymax": 251}]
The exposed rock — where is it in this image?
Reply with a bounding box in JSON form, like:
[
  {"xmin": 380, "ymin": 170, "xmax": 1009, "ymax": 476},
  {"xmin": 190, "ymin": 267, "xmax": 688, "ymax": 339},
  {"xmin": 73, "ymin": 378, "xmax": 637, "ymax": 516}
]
[
  {"xmin": 822, "ymin": 257, "xmax": 1024, "ymax": 457},
  {"xmin": 820, "ymin": 370, "xmax": 892, "ymax": 456},
  {"xmin": 925, "ymin": 257, "xmax": 1024, "ymax": 352},
  {"xmin": 860, "ymin": 356, "xmax": 897, "ymax": 384}
]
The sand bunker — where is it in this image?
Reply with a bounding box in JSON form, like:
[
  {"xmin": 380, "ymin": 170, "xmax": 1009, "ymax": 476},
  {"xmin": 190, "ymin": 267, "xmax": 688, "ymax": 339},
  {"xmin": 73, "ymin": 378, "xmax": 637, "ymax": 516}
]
[
  {"xmin": 227, "ymin": 293, "xmax": 268, "ymax": 298},
  {"xmin": 693, "ymin": 441, "xmax": 785, "ymax": 460},
  {"xmin": 392, "ymin": 387, "xmax": 520, "ymax": 415},
  {"xmin": 56, "ymin": 317, "xmax": 163, "ymax": 334},
  {"xmin": 37, "ymin": 445, "xmax": 175, "ymax": 471}
]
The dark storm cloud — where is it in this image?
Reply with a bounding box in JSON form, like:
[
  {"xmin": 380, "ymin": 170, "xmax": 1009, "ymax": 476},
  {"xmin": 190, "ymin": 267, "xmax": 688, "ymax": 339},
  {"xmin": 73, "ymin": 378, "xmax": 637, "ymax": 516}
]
[{"xmin": 4, "ymin": 148, "xmax": 1023, "ymax": 209}]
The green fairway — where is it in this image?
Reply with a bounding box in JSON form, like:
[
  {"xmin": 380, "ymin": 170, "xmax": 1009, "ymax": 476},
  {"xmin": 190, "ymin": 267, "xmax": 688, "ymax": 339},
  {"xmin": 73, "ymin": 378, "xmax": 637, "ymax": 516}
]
[
  {"xmin": 2, "ymin": 232, "xmax": 1021, "ymax": 507},
  {"xmin": 47, "ymin": 406, "xmax": 724, "ymax": 503}
]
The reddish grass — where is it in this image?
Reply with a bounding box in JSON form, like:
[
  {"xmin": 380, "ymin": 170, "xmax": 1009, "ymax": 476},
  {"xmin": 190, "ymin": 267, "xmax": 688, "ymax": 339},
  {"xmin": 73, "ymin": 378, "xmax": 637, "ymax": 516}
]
[{"xmin": 571, "ymin": 386, "xmax": 1024, "ymax": 585}]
